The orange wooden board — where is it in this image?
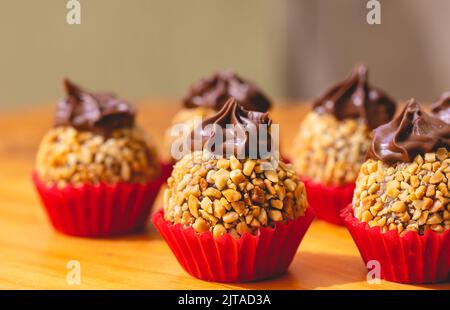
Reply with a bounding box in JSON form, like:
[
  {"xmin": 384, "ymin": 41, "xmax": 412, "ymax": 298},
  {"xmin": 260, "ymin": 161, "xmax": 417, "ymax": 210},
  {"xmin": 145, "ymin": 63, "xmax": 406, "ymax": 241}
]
[{"xmin": 0, "ymin": 102, "xmax": 448, "ymax": 289}]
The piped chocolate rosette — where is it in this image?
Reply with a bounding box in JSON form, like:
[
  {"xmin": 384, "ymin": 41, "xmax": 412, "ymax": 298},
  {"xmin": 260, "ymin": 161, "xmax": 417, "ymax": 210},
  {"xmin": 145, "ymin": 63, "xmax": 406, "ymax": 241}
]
[
  {"xmin": 190, "ymin": 97, "xmax": 272, "ymax": 158},
  {"xmin": 153, "ymin": 98, "xmax": 314, "ymax": 282},
  {"xmin": 37, "ymin": 79, "xmax": 159, "ymax": 186},
  {"xmin": 163, "ymin": 71, "xmax": 272, "ymax": 163},
  {"xmin": 33, "ymin": 79, "xmax": 163, "ymax": 237},
  {"xmin": 341, "ymin": 99, "xmax": 450, "ymax": 283},
  {"xmin": 312, "ymin": 65, "xmax": 396, "ymax": 130},
  {"xmin": 292, "ymin": 64, "xmax": 397, "ymax": 225},
  {"xmin": 183, "ymin": 71, "xmax": 272, "ymax": 112},
  {"xmin": 55, "ymin": 79, "xmax": 135, "ymax": 136}
]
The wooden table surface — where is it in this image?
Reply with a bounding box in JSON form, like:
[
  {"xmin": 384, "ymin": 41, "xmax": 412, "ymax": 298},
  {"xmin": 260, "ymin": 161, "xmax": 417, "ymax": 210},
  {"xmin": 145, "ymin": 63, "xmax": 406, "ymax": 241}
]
[{"xmin": 0, "ymin": 101, "xmax": 448, "ymax": 290}]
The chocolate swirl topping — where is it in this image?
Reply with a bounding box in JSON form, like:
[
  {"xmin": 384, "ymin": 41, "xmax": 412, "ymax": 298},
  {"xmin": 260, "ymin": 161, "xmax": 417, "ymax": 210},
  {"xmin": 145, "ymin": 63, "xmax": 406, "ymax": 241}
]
[
  {"xmin": 183, "ymin": 71, "xmax": 272, "ymax": 112},
  {"xmin": 55, "ymin": 79, "xmax": 135, "ymax": 136},
  {"xmin": 191, "ymin": 97, "xmax": 272, "ymax": 158},
  {"xmin": 313, "ymin": 64, "xmax": 396, "ymax": 130},
  {"xmin": 367, "ymin": 99, "xmax": 450, "ymax": 165},
  {"xmin": 431, "ymin": 92, "xmax": 450, "ymax": 124}
]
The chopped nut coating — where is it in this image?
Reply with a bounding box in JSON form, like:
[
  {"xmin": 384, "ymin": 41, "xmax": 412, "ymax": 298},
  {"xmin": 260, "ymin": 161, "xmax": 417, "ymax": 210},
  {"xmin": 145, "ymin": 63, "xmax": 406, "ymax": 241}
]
[
  {"xmin": 353, "ymin": 149, "xmax": 450, "ymax": 235},
  {"xmin": 163, "ymin": 151, "xmax": 308, "ymax": 238},
  {"xmin": 36, "ymin": 126, "xmax": 159, "ymax": 187},
  {"xmin": 292, "ymin": 112, "xmax": 371, "ymax": 185}
]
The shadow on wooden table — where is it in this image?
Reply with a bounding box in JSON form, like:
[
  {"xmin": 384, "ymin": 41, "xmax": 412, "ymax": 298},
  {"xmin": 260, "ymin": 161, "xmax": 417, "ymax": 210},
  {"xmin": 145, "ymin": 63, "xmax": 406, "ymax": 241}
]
[
  {"xmin": 418, "ymin": 282, "xmax": 450, "ymax": 290},
  {"xmin": 227, "ymin": 251, "xmax": 367, "ymax": 290},
  {"xmin": 88, "ymin": 223, "xmax": 162, "ymax": 242},
  {"xmin": 227, "ymin": 251, "xmax": 450, "ymax": 290},
  {"xmin": 38, "ymin": 222, "xmax": 162, "ymax": 243}
]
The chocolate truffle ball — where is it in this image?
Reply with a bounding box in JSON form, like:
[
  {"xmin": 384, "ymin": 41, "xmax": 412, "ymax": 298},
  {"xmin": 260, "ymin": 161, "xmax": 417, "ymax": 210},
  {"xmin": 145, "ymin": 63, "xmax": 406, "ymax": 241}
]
[
  {"xmin": 353, "ymin": 100, "xmax": 450, "ymax": 235},
  {"xmin": 36, "ymin": 79, "xmax": 159, "ymax": 187},
  {"xmin": 163, "ymin": 98, "xmax": 308, "ymax": 238},
  {"xmin": 292, "ymin": 64, "xmax": 396, "ymax": 185}
]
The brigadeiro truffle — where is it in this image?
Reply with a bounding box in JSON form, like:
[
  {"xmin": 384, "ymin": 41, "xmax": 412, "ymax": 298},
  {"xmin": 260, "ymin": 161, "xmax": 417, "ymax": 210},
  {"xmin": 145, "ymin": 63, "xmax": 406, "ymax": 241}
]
[
  {"xmin": 162, "ymin": 71, "xmax": 272, "ymax": 165},
  {"xmin": 33, "ymin": 79, "xmax": 164, "ymax": 237},
  {"xmin": 341, "ymin": 99, "xmax": 450, "ymax": 283},
  {"xmin": 291, "ymin": 64, "xmax": 397, "ymax": 225},
  {"xmin": 431, "ymin": 91, "xmax": 450, "ymax": 124},
  {"xmin": 153, "ymin": 98, "xmax": 313, "ymax": 282}
]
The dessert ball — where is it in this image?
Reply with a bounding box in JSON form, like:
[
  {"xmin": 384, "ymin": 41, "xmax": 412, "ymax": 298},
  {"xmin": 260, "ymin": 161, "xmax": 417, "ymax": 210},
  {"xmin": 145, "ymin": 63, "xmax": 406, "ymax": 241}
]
[
  {"xmin": 292, "ymin": 64, "xmax": 397, "ymax": 186},
  {"xmin": 163, "ymin": 71, "xmax": 272, "ymax": 161},
  {"xmin": 36, "ymin": 79, "xmax": 159, "ymax": 187},
  {"xmin": 353, "ymin": 100, "xmax": 450, "ymax": 235},
  {"xmin": 155, "ymin": 97, "xmax": 314, "ymax": 283},
  {"xmin": 163, "ymin": 98, "xmax": 308, "ymax": 238}
]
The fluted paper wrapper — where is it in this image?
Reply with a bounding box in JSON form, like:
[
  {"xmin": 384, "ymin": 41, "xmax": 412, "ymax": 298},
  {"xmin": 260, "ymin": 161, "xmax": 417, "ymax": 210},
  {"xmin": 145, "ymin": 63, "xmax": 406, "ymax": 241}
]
[
  {"xmin": 341, "ymin": 204, "xmax": 450, "ymax": 283},
  {"xmin": 303, "ymin": 179, "xmax": 354, "ymax": 225},
  {"xmin": 152, "ymin": 208, "xmax": 315, "ymax": 282},
  {"xmin": 32, "ymin": 167, "xmax": 164, "ymax": 238}
]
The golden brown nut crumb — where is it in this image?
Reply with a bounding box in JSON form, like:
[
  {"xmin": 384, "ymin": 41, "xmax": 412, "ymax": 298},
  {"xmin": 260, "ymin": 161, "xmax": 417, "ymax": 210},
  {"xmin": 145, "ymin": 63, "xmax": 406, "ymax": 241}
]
[
  {"xmin": 163, "ymin": 151, "xmax": 308, "ymax": 238},
  {"xmin": 292, "ymin": 112, "xmax": 371, "ymax": 185},
  {"xmin": 36, "ymin": 126, "xmax": 159, "ymax": 187},
  {"xmin": 353, "ymin": 149, "xmax": 450, "ymax": 235}
]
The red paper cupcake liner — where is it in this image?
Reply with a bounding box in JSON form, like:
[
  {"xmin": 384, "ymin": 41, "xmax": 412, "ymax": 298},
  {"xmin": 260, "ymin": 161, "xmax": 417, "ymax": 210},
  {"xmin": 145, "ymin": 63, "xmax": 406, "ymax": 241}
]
[
  {"xmin": 152, "ymin": 208, "xmax": 315, "ymax": 283},
  {"xmin": 341, "ymin": 204, "xmax": 450, "ymax": 283},
  {"xmin": 160, "ymin": 160, "xmax": 174, "ymax": 181},
  {"xmin": 303, "ymin": 179, "xmax": 355, "ymax": 225},
  {"xmin": 32, "ymin": 165, "xmax": 165, "ymax": 238}
]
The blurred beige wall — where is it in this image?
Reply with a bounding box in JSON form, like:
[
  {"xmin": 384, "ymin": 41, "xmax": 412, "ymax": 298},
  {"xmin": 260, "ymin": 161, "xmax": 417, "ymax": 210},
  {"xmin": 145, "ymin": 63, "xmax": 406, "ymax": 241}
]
[
  {"xmin": 283, "ymin": 0, "xmax": 450, "ymax": 102},
  {"xmin": 3, "ymin": 0, "xmax": 450, "ymax": 109},
  {"xmin": 0, "ymin": 0, "xmax": 282, "ymax": 107}
]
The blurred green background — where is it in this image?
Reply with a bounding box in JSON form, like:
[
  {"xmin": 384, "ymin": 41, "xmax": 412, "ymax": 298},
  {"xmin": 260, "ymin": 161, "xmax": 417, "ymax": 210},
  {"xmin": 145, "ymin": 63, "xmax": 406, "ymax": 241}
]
[
  {"xmin": 2, "ymin": 0, "xmax": 450, "ymax": 108},
  {"xmin": 0, "ymin": 0, "xmax": 281, "ymax": 107}
]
